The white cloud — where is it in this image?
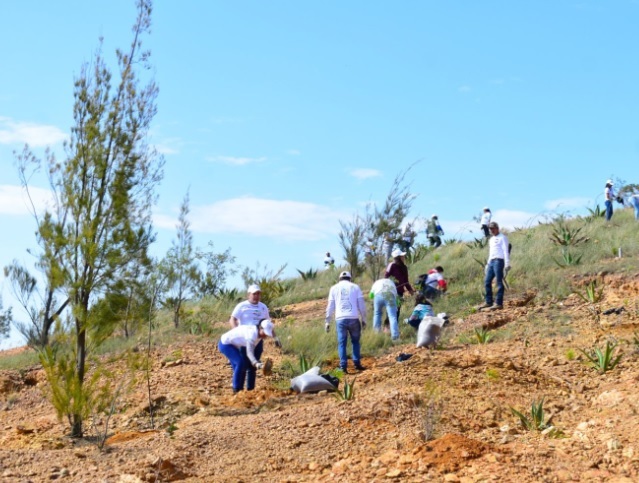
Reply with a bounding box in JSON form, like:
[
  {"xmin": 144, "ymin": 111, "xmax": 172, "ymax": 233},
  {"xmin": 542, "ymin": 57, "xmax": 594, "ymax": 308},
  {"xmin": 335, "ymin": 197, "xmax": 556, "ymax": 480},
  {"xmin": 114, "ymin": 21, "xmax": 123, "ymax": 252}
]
[
  {"xmin": 153, "ymin": 137, "xmax": 182, "ymax": 155},
  {"xmin": 458, "ymin": 85, "xmax": 472, "ymax": 93},
  {"xmin": 0, "ymin": 184, "xmax": 54, "ymax": 216},
  {"xmin": 206, "ymin": 155, "xmax": 267, "ymax": 166},
  {"xmin": 349, "ymin": 168, "xmax": 382, "ymax": 180},
  {"xmin": 0, "ymin": 116, "xmax": 66, "ymax": 147},
  {"xmin": 544, "ymin": 197, "xmax": 593, "ymax": 211},
  {"xmin": 287, "ymin": 149, "xmax": 301, "ymax": 156},
  {"xmin": 156, "ymin": 197, "xmax": 347, "ymax": 242}
]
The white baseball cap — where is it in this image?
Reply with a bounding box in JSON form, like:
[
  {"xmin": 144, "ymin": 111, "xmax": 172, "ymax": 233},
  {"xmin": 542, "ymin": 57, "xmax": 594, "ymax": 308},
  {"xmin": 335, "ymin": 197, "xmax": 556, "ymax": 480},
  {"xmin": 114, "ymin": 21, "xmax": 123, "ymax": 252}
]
[
  {"xmin": 247, "ymin": 284, "xmax": 261, "ymax": 294},
  {"xmin": 260, "ymin": 319, "xmax": 274, "ymax": 337},
  {"xmin": 339, "ymin": 271, "xmax": 351, "ymax": 280},
  {"xmin": 391, "ymin": 248, "xmax": 406, "ymax": 258},
  {"xmin": 606, "ymin": 179, "xmax": 614, "ymax": 185}
]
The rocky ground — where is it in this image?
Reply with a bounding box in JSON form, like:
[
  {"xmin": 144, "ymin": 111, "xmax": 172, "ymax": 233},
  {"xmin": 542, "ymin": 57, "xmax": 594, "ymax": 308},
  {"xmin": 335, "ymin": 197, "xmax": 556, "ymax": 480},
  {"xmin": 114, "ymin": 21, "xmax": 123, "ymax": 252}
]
[{"xmin": 1, "ymin": 274, "xmax": 639, "ymax": 482}]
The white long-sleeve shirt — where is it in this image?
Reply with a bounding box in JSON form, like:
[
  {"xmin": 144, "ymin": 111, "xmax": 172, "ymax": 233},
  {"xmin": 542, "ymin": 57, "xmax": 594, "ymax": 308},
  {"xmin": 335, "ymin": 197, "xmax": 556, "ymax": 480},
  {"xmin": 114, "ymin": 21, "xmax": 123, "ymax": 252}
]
[
  {"xmin": 220, "ymin": 325, "xmax": 261, "ymax": 365},
  {"xmin": 605, "ymin": 186, "xmax": 615, "ymax": 201},
  {"xmin": 488, "ymin": 232, "xmax": 510, "ymax": 267},
  {"xmin": 325, "ymin": 280, "xmax": 367, "ymax": 324},
  {"xmin": 480, "ymin": 211, "xmax": 491, "ymax": 226}
]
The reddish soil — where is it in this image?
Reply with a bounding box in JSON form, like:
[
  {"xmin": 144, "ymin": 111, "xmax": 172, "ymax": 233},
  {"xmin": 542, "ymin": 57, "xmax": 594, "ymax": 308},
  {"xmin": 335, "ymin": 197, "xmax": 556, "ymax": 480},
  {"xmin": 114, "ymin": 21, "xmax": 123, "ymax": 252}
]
[{"xmin": 1, "ymin": 276, "xmax": 639, "ymax": 482}]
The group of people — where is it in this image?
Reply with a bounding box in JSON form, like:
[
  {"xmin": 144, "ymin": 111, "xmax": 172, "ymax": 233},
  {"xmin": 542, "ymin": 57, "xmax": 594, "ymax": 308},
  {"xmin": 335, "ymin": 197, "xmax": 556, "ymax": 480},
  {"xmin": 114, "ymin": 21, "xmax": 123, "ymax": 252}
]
[{"xmin": 605, "ymin": 179, "xmax": 639, "ymax": 221}]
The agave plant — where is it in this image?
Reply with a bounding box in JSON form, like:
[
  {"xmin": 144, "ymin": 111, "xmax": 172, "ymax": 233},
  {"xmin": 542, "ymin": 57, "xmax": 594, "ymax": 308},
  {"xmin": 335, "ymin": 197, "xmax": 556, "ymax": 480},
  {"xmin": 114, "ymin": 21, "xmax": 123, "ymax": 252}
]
[
  {"xmin": 549, "ymin": 222, "xmax": 589, "ymax": 247},
  {"xmin": 579, "ymin": 341, "xmax": 622, "ymax": 373},
  {"xmin": 334, "ymin": 377, "xmax": 356, "ymax": 401},
  {"xmin": 510, "ymin": 397, "xmax": 551, "ymax": 431},
  {"xmin": 296, "ymin": 268, "xmax": 318, "ymax": 281},
  {"xmin": 574, "ymin": 280, "xmax": 604, "ymax": 304}
]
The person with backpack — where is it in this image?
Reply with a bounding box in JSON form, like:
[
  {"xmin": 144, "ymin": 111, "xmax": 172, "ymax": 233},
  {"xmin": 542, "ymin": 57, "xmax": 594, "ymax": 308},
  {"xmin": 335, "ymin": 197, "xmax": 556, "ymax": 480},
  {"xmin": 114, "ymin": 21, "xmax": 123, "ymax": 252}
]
[
  {"xmin": 325, "ymin": 271, "xmax": 368, "ymax": 373},
  {"xmin": 478, "ymin": 222, "xmax": 510, "ymax": 311},
  {"xmin": 218, "ymin": 319, "xmax": 275, "ymax": 393},
  {"xmin": 426, "ymin": 215, "xmax": 444, "ymax": 247},
  {"xmin": 415, "ymin": 266, "xmax": 448, "ymax": 300}
]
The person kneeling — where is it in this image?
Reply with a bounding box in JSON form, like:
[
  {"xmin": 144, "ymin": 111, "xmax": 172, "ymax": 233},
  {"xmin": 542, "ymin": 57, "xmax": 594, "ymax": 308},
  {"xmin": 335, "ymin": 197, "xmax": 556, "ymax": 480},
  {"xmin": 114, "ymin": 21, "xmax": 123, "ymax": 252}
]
[
  {"xmin": 406, "ymin": 294, "xmax": 435, "ymax": 329},
  {"xmin": 218, "ymin": 319, "xmax": 274, "ymax": 393}
]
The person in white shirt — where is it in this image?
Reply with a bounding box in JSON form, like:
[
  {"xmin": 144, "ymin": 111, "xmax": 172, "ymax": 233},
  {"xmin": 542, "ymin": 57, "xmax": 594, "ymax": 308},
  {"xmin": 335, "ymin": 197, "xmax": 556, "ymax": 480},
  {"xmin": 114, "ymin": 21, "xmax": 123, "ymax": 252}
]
[
  {"xmin": 480, "ymin": 207, "xmax": 492, "ymax": 238},
  {"xmin": 325, "ymin": 271, "xmax": 367, "ymax": 372},
  {"xmin": 369, "ymin": 278, "xmax": 399, "ymax": 340},
  {"xmin": 228, "ymin": 284, "xmax": 279, "ymax": 390},
  {"xmin": 218, "ymin": 319, "xmax": 274, "ymax": 393},
  {"xmin": 604, "ymin": 180, "xmax": 615, "ymax": 221},
  {"xmin": 478, "ymin": 222, "xmax": 510, "ymax": 311}
]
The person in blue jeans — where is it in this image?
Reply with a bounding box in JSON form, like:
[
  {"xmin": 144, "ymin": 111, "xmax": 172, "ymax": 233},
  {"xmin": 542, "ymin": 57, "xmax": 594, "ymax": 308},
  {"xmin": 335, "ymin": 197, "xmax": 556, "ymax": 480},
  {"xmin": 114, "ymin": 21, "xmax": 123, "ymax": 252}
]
[
  {"xmin": 325, "ymin": 271, "xmax": 367, "ymax": 373},
  {"xmin": 630, "ymin": 194, "xmax": 639, "ymax": 220},
  {"xmin": 478, "ymin": 222, "xmax": 511, "ymax": 311},
  {"xmin": 369, "ymin": 278, "xmax": 399, "ymax": 340},
  {"xmin": 604, "ymin": 180, "xmax": 615, "ymax": 221},
  {"xmin": 218, "ymin": 319, "xmax": 274, "ymax": 392}
]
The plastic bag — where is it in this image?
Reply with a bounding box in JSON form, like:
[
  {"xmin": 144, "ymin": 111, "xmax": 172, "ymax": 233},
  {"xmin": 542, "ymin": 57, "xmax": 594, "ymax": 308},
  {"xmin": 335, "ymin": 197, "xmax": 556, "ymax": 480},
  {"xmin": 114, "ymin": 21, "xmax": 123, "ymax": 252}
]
[
  {"xmin": 291, "ymin": 367, "xmax": 337, "ymax": 393},
  {"xmin": 416, "ymin": 316, "xmax": 445, "ymax": 349}
]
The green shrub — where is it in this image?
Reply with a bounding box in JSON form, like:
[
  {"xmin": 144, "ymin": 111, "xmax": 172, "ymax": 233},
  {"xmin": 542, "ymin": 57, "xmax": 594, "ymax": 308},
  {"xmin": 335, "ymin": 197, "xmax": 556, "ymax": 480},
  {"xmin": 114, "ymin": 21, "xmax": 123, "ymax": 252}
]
[
  {"xmin": 579, "ymin": 341, "xmax": 622, "ymax": 373},
  {"xmin": 510, "ymin": 397, "xmax": 551, "ymax": 431}
]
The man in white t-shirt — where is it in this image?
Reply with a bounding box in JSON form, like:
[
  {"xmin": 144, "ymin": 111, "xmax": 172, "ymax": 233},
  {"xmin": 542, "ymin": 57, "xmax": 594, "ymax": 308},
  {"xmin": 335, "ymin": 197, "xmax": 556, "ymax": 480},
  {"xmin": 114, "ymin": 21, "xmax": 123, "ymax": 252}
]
[
  {"xmin": 228, "ymin": 284, "xmax": 277, "ymax": 390},
  {"xmin": 478, "ymin": 222, "xmax": 510, "ymax": 311},
  {"xmin": 325, "ymin": 271, "xmax": 367, "ymax": 372}
]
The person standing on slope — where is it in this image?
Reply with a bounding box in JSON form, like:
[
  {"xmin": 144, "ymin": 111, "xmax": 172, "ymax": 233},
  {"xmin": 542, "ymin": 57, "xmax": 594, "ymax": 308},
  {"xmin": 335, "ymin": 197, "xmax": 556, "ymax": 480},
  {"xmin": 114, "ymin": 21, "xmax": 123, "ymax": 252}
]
[
  {"xmin": 604, "ymin": 180, "xmax": 615, "ymax": 222},
  {"xmin": 325, "ymin": 271, "xmax": 367, "ymax": 373},
  {"xmin": 480, "ymin": 207, "xmax": 492, "ymax": 238},
  {"xmin": 384, "ymin": 248, "xmax": 415, "ymax": 327},
  {"xmin": 478, "ymin": 222, "xmax": 510, "ymax": 311},
  {"xmin": 426, "ymin": 215, "xmax": 445, "ymax": 247}
]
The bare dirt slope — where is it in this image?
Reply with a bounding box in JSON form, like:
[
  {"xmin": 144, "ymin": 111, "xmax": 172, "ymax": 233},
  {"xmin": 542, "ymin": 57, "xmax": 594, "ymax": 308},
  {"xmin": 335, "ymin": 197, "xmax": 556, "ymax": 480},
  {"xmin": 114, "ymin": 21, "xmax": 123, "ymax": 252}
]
[{"xmin": 1, "ymin": 277, "xmax": 639, "ymax": 482}]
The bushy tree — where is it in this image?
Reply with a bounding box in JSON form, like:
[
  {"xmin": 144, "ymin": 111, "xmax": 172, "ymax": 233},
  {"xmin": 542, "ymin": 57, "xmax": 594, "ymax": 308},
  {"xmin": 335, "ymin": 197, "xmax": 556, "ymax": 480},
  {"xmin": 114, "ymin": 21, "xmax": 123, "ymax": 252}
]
[
  {"xmin": 20, "ymin": 0, "xmax": 163, "ymax": 437},
  {"xmin": 161, "ymin": 191, "xmax": 200, "ymax": 328},
  {"xmin": 338, "ymin": 215, "xmax": 366, "ymax": 279}
]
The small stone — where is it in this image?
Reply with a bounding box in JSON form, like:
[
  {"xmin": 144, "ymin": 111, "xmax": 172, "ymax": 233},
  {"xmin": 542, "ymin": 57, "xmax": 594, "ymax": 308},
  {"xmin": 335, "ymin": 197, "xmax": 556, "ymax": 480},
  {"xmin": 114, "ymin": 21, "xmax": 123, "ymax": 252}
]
[
  {"xmin": 308, "ymin": 462, "xmax": 319, "ymax": 471},
  {"xmin": 386, "ymin": 469, "xmax": 403, "ymax": 478},
  {"xmin": 443, "ymin": 474, "xmax": 459, "ymax": 482}
]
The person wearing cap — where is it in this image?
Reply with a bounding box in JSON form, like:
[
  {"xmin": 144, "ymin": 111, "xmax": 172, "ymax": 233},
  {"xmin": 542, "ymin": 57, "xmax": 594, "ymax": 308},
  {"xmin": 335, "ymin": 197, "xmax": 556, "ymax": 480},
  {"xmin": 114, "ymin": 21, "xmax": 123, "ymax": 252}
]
[
  {"xmin": 218, "ymin": 319, "xmax": 275, "ymax": 392},
  {"xmin": 478, "ymin": 222, "xmax": 510, "ymax": 311},
  {"xmin": 369, "ymin": 277, "xmax": 400, "ymax": 340},
  {"xmin": 426, "ymin": 215, "xmax": 444, "ymax": 247},
  {"xmin": 228, "ymin": 284, "xmax": 279, "ymax": 390},
  {"xmin": 480, "ymin": 207, "xmax": 492, "ymax": 238},
  {"xmin": 384, "ymin": 248, "xmax": 415, "ymax": 327},
  {"xmin": 325, "ymin": 271, "xmax": 367, "ymax": 372},
  {"xmin": 604, "ymin": 180, "xmax": 615, "ymax": 221}
]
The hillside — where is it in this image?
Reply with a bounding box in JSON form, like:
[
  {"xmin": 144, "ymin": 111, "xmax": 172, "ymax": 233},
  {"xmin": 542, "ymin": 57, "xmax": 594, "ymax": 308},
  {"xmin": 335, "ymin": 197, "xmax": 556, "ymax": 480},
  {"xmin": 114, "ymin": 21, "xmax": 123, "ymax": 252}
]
[{"xmin": 1, "ymin": 212, "xmax": 639, "ymax": 482}]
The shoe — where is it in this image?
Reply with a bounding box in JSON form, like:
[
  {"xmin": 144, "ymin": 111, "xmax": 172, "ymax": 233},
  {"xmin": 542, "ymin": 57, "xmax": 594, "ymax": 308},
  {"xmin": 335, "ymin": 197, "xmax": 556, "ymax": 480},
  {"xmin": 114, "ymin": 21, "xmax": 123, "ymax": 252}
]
[
  {"xmin": 339, "ymin": 366, "xmax": 349, "ymax": 374},
  {"xmin": 477, "ymin": 303, "xmax": 493, "ymax": 310},
  {"xmin": 354, "ymin": 364, "xmax": 366, "ymax": 371},
  {"xmin": 488, "ymin": 304, "xmax": 503, "ymax": 311}
]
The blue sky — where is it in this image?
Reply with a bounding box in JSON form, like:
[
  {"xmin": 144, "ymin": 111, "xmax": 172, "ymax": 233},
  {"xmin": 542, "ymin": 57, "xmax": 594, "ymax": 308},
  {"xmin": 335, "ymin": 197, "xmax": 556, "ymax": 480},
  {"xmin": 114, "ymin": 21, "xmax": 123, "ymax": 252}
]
[{"xmin": 1, "ymin": 1, "xmax": 637, "ymax": 347}]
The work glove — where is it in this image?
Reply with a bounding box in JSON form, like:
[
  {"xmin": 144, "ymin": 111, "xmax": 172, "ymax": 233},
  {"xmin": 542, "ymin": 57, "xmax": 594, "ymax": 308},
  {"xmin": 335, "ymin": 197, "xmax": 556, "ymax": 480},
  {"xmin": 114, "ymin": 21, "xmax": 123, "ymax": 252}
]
[
  {"xmin": 361, "ymin": 320, "xmax": 367, "ymax": 329},
  {"xmin": 325, "ymin": 323, "xmax": 330, "ymax": 333},
  {"xmin": 504, "ymin": 265, "xmax": 511, "ymax": 276},
  {"xmin": 254, "ymin": 362, "xmax": 263, "ymax": 370},
  {"xmin": 274, "ymin": 337, "xmax": 282, "ymax": 349}
]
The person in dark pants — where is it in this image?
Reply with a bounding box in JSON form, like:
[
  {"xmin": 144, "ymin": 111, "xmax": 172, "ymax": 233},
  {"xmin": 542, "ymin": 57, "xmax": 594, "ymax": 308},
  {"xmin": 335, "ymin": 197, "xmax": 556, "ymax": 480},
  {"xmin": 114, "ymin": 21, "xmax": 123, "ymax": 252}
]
[
  {"xmin": 218, "ymin": 319, "xmax": 275, "ymax": 392},
  {"xmin": 478, "ymin": 222, "xmax": 510, "ymax": 311},
  {"xmin": 384, "ymin": 249, "xmax": 415, "ymax": 327}
]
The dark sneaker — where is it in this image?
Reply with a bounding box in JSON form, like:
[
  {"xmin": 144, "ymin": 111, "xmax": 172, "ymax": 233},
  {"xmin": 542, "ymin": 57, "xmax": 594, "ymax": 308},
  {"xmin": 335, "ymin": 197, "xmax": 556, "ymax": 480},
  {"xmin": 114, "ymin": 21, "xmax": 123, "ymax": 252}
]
[
  {"xmin": 339, "ymin": 366, "xmax": 349, "ymax": 374},
  {"xmin": 354, "ymin": 364, "xmax": 366, "ymax": 371}
]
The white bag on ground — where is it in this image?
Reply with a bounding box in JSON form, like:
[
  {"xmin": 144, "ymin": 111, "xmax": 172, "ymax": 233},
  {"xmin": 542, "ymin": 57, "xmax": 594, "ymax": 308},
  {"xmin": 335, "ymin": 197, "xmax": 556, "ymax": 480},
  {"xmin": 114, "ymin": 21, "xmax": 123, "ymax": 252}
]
[
  {"xmin": 291, "ymin": 366, "xmax": 336, "ymax": 393},
  {"xmin": 416, "ymin": 316, "xmax": 445, "ymax": 349}
]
